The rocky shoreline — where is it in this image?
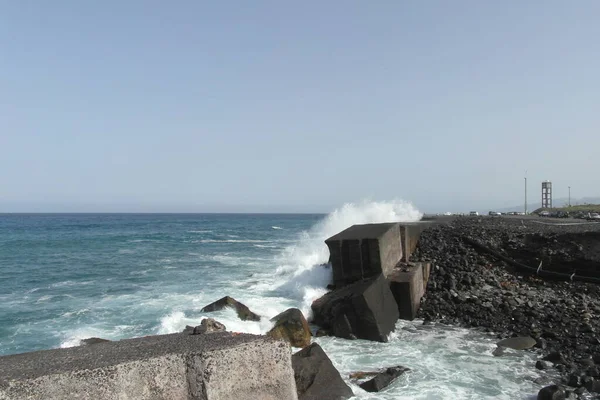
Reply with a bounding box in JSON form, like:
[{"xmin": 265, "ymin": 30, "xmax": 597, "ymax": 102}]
[{"xmin": 414, "ymin": 217, "xmax": 600, "ymax": 398}]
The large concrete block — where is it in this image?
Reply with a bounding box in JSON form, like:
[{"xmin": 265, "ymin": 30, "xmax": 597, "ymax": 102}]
[
  {"xmin": 325, "ymin": 223, "xmax": 402, "ymax": 287},
  {"xmin": 311, "ymin": 274, "xmax": 399, "ymax": 342},
  {"xmin": 388, "ymin": 263, "xmax": 425, "ymax": 321},
  {"xmin": 399, "ymin": 222, "xmax": 434, "ymax": 262},
  {"xmin": 0, "ymin": 333, "xmax": 298, "ymax": 400}
]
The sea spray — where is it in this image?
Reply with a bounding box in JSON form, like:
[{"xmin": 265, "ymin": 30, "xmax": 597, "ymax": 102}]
[{"xmin": 269, "ymin": 200, "xmax": 422, "ymax": 316}]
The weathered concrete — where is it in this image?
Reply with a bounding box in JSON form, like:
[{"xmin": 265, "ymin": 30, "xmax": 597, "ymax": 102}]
[
  {"xmin": 325, "ymin": 223, "xmax": 402, "ymax": 287},
  {"xmin": 388, "ymin": 263, "xmax": 425, "ymax": 320},
  {"xmin": 399, "ymin": 222, "xmax": 434, "ymax": 262},
  {"xmin": 311, "ymin": 274, "xmax": 399, "ymax": 342},
  {"xmin": 0, "ymin": 332, "xmax": 298, "ymax": 400}
]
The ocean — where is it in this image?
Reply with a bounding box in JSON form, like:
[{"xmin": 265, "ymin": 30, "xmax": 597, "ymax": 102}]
[{"xmin": 0, "ymin": 201, "xmax": 553, "ymax": 399}]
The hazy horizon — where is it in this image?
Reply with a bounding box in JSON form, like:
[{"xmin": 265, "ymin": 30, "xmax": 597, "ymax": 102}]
[{"xmin": 2, "ymin": 1, "xmax": 599, "ymax": 214}]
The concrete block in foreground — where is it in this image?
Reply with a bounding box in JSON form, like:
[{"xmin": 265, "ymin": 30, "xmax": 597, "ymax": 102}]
[
  {"xmin": 388, "ymin": 263, "xmax": 425, "ymax": 320},
  {"xmin": 0, "ymin": 332, "xmax": 298, "ymax": 400},
  {"xmin": 326, "ymin": 223, "xmax": 402, "ymax": 287}
]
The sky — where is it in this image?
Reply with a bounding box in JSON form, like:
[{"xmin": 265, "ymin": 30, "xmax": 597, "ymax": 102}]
[{"xmin": 1, "ymin": 1, "xmax": 599, "ymax": 213}]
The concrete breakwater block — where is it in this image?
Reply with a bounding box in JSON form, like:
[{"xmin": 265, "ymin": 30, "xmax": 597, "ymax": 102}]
[
  {"xmin": 399, "ymin": 222, "xmax": 434, "ymax": 262},
  {"xmin": 388, "ymin": 263, "xmax": 425, "ymax": 321},
  {"xmin": 325, "ymin": 222, "xmax": 434, "ymax": 288},
  {"xmin": 0, "ymin": 332, "xmax": 298, "ymax": 400},
  {"xmin": 311, "ymin": 274, "xmax": 399, "ymax": 342},
  {"xmin": 325, "ymin": 223, "xmax": 402, "ymax": 287}
]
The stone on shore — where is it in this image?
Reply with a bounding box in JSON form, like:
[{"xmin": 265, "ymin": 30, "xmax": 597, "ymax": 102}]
[
  {"xmin": 496, "ymin": 336, "xmax": 537, "ymax": 350},
  {"xmin": 292, "ymin": 343, "xmax": 353, "ymax": 400},
  {"xmin": 311, "ymin": 274, "xmax": 399, "ymax": 342},
  {"xmin": 190, "ymin": 318, "xmax": 226, "ymax": 334},
  {"xmin": 201, "ymin": 296, "xmax": 261, "ymax": 321},
  {"xmin": 81, "ymin": 337, "xmax": 110, "ymax": 346},
  {"xmin": 537, "ymin": 385, "xmax": 565, "ymax": 400},
  {"xmin": 357, "ymin": 366, "xmax": 410, "ymax": 393},
  {"xmin": 267, "ymin": 308, "xmax": 311, "ymax": 348}
]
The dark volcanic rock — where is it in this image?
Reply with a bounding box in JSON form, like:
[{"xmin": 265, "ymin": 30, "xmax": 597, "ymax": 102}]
[
  {"xmin": 537, "ymin": 385, "xmax": 565, "ymax": 400},
  {"xmin": 358, "ymin": 366, "xmax": 410, "ymax": 393},
  {"xmin": 536, "ymin": 360, "xmax": 554, "ymax": 370},
  {"xmin": 201, "ymin": 296, "xmax": 260, "ymax": 321},
  {"xmin": 292, "ymin": 343, "xmax": 354, "ymax": 400},
  {"xmin": 80, "ymin": 337, "xmax": 110, "ymax": 346},
  {"xmin": 267, "ymin": 308, "xmax": 311, "ymax": 348},
  {"xmin": 413, "ymin": 217, "xmax": 600, "ymax": 385},
  {"xmin": 190, "ymin": 318, "xmax": 226, "ymax": 334},
  {"xmin": 496, "ymin": 336, "xmax": 536, "ymax": 350},
  {"xmin": 311, "ymin": 274, "xmax": 399, "ymax": 342}
]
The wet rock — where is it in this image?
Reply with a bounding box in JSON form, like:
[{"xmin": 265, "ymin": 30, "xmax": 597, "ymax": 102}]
[
  {"xmin": 358, "ymin": 366, "xmax": 410, "ymax": 393},
  {"xmin": 492, "ymin": 347, "xmax": 506, "ymax": 357},
  {"xmin": 80, "ymin": 337, "xmax": 110, "ymax": 346},
  {"xmin": 496, "ymin": 336, "xmax": 536, "ymax": 350},
  {"xmin": 567, "ymin": 373, "xmax": 583, "ymax": 387},
  {"xmin": 190, "ymin": 318, "xmax": 226, "ymax": 334},
  {"xmin": 536, "ymin": 360, "xmax": 553, "ymax": 370},
  {"xmin": 292, "ymin": 343, "xmax": 353, "ymax": 400},
  {"xmin": 544, "ymin": 351, "xmax": 567, "ymax": 365},
  {"xmin": 267, "ymin": 308, "xmax": 311, "ymax": 348},
  {"xmin": 201, "ymin": 296, "xmax": 260, "ymax": 321},
  {"xmin": 537, "ymin": 385, "xmax": 565, "ymax": 400},
  {"xmin": 585, "ymin": 378, "xmax": 600, "ymax": 393},
  {"xmin": 311, "ymin": 274, "xmax": 399, "ymax": 342},
  {"xmin": 315, "ymin": 328, "xmax": 330, "ymax": 337}
]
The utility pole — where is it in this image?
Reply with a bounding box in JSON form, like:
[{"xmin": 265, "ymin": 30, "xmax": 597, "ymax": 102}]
[
  {"xmin": 568, "ymin": 186, "xmax": 571, "ymax": 207},
  {"xmin": 524, "ymin": 172, "xmax": 528, "ymax": 215}
]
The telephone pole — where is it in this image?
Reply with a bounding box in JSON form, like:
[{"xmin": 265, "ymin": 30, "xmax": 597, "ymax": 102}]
[
  {"xmin": 524, "ymin": 172, "xmax": 528, "ymax": 215},
  {"xmin": 568, "ymin": 186, "xmax": 571, "ymax": 207}
]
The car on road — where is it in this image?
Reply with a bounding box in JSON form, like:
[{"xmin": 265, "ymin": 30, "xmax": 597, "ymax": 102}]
[
  {"xmin": 587, "ymin": 213, "xmax": 600, "ymax": 221},
  {"xmin": 469, "ymin": 211, "xmax": 479, "ymax": 216},
  {"xmin": 539, "ymin": 211, "xmax": 550, "ymax": 217},
  {"xmin": 488, "ymin": 211, "xmax": 501, "ymax": 216}
]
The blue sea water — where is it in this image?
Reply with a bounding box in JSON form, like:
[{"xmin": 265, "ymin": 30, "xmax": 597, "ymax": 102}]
[{"xmin": 0, "ymin": 203, "xmax": 559, "ymax": 399}]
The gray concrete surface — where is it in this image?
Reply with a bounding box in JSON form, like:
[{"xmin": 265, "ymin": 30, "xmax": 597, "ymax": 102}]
[
  {"xmin": 326, "ymin": 223, "xmax": 402, "ymax": 286},
  {"xmin": 0, "ymin": 332, "xmax": 298, "ymax": 400},
  {"xmin": 388, "ymin": 263, "xmax": 425, "ymax": 321}
]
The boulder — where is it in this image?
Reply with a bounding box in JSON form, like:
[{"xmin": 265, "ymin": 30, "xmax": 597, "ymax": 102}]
[
  {"xmin": 537, "ymin": 385, "xmax": 565, "ymax": 400},
  {"xmin": 267, "ymin": 308, "xmax": 311, "ymax": 348},
  {"xmin": 536, "ymin": 360, "xmax": 554, "ymax": 370},
  {"xmin": 292, "ymin": 343, "xmax": 353, "ymax": 400},
  {"xmin": 356, "ymin": 366, "xmax": 410, "ymax": 393},
  {"xmin": 80, "ymin": 337, "xmax": 110, "ymax": 346},
  {"xmin": 201, "ymin": 296, "xmax": 260, "ymax": 321},
  {"xmin": 190, "ymin": 318, "xmax": 226, "ymax": 334},
  {"xmin": 496, "ymin": 336, "xmax": 536, "ymax": 350},
  {"xmin": 311, "ymin": 274, "xmax": 399, "ymax": 342}
]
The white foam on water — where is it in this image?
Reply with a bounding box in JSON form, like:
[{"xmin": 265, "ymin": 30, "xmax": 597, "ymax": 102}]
[
  {"xmin": 265, "ymin": 200, "xmax": 422, "ymax": 314},
  {"xmin": 317, "ymin": 320, "xmax": 557, "ymax": 399},
  {"xmin": 272, "ymin": 226, "xmax": 283, "ymax": 230},
  {"xmin": 60, "ymin": 324, "xmax": 137, "ymax": 348}
]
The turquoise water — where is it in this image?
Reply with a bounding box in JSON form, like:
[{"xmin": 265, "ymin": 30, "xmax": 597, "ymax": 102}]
[
  {"xmin": 0, "ymin": 204, "xmax": 557, "ymax": 399},
  {"xmin": 0, "ymin": 213, "xmax": 320, "ymax": 354}
]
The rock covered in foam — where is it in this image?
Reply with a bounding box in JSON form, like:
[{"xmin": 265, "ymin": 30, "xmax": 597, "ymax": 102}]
[
  {"xmin": 189, "ymin": 318, "xmax": 226, "ymax": 335},
  {"xmin": 201, "ymin": 296, "xmax": 260, "ymax": 321},
  {"xmin": 356, "ymin": 366, "xmax": 410, "ymax": 393}
]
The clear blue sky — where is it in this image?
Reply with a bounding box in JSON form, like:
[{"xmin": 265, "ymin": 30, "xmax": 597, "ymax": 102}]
[{"xmin": 1, "ymin": 1, "xmax": 599, "ymax": 213}]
